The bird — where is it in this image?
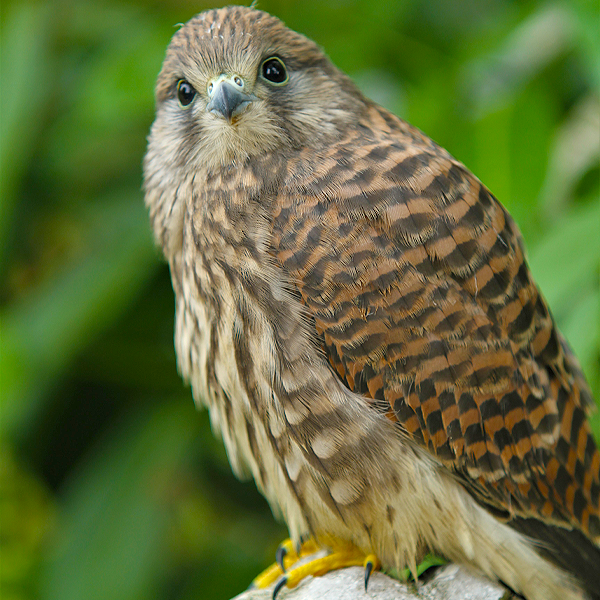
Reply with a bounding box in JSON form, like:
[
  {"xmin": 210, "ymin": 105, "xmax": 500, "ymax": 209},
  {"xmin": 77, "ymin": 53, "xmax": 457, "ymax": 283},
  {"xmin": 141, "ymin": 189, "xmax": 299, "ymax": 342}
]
[{"xmin": 143, "ymin": 6, "xmax": 600, "ymax": 600}]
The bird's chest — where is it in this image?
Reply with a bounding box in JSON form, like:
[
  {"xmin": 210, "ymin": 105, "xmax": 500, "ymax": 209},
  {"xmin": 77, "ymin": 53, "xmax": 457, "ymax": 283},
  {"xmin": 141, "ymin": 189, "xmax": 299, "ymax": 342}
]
[
  {"xmin": 174, "ymin": 274, "xmax": 260, "ymax": 481},
  {"xmin": 170, "ymin": 178, "xmax": 297, "ymax": 491}
]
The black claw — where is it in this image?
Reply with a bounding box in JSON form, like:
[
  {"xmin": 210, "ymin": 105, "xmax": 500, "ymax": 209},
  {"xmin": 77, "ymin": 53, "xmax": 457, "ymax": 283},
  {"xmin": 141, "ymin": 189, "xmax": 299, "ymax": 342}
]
[
  {"xmin": 276, "ymin": 545, "xmax": 287, "ymax": 572},
  {"xmin": 272, "ymin": 576, "xmax": 288, "ymax": 600},
  {"xmin": 364, "ymin": 561, "xmax": 374, "ymax": 591},
  {"xmin": 295, "ymin": 534, "xmax": 307, "ymax": 555}
]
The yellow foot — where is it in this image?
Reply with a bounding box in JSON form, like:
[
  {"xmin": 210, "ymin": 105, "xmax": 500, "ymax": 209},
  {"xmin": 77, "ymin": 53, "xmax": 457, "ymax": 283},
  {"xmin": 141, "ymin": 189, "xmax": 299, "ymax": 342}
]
[
  {"xmin": 252, "ymin": 537, "xmax": 381, "ymax": 598},
  {"xmin": 251, "ymin": 539, "xmax": 315, "ymax": 589}
]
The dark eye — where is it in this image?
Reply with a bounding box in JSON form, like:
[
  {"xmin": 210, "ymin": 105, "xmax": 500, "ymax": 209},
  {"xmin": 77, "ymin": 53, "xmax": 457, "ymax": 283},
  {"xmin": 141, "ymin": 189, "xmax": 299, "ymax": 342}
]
[
  {"xmin": 261, "ymin": 57, "xmax": 288, "ymax": 84},
  {"xmin": 177, "ymin": 80, "xmax": 196, "ymax": 107}
]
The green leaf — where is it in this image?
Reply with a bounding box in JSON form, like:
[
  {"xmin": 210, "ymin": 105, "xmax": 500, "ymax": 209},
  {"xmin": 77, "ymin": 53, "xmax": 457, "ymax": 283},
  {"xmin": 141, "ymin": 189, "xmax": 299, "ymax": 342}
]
[
  {"xmin": 0, "ymin": 2, "xmax": 54, "ymax": 267},
  {"xmin": 528, "ymin": 201, "xmax": 600, "ymax": 321},
  {"xmin": 1, "ymin": 194, "xmax": 158, "ymax": 437},
  {"xmin": 39, "ymin": 401, "xmax": 201, "ymax": 600}
]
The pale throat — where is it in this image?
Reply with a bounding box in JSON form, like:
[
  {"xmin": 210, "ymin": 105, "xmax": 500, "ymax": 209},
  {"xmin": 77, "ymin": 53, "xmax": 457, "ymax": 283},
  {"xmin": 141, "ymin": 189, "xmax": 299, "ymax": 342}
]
[{"xmin": 194, "ymin": 106, "xmax": 287, "ymax": 172}]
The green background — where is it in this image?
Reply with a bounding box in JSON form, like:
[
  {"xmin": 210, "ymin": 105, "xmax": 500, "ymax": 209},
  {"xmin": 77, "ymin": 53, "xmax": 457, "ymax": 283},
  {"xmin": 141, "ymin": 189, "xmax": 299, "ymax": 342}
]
[{"xmin": 1, "ymin": 1, "xmax": 599, "ymax": 599}]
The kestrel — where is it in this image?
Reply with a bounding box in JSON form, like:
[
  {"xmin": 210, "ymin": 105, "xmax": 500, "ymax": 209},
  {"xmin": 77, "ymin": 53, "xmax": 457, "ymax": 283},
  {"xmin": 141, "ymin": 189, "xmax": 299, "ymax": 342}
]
[{"xmin": 144, "ymin": 7, "xmax": 600, "ymax": 600}]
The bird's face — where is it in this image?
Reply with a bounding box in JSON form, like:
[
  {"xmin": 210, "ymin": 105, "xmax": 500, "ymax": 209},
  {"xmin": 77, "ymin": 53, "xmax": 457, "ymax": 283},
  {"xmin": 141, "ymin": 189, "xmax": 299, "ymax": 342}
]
[{"xmin": 147, "ymin": 6, "xmax": 364, "ymax": 174}]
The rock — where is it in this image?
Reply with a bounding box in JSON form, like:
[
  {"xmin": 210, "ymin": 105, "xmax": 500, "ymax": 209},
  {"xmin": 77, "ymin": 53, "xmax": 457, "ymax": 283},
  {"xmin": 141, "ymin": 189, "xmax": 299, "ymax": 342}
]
[{"xmin": 233, "ymin": 564, "xmax": 507, "ymax": 600}]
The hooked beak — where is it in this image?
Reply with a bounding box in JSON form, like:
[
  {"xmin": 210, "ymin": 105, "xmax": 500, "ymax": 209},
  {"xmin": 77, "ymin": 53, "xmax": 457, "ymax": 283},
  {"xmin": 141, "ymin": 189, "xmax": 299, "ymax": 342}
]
[{"xmin": 206, "ymin": 75, "xmax": 256, "ymax": 121}]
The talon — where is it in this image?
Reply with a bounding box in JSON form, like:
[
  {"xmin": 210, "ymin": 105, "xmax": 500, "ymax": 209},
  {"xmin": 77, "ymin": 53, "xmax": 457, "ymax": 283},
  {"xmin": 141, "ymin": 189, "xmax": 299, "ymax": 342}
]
[
  {"xmin": 276, "ymin": 545, "xmax": 288, "ymax": 573},
  {"xmin": 364, "ymin": 560, "xmax": 373, "ymax": 590},
  {"xmin": 273, "ymin": 576, "xmax": 288, "ymax": 599},
  {"xmin": 363, "ymin": 553, "xmax": 379, "ymax": 590}
]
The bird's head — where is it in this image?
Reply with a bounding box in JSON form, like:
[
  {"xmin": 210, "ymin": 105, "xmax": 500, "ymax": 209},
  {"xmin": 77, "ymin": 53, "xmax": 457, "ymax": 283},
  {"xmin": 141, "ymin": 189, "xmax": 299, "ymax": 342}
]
[{"xmin": 147, "ymin": 6, "xmax": 365, "ymax": 173}]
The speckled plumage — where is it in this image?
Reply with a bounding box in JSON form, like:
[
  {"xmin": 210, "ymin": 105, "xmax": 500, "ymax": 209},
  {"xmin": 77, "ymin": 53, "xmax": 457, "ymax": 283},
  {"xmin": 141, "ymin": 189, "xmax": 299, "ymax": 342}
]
[{"xmin": 144, "ymin": 7, "xmax": 600, "ymax": 600}]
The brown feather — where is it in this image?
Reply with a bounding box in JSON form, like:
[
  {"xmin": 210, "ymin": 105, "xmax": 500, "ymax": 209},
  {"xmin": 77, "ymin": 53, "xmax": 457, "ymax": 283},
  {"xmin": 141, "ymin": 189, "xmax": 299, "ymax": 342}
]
[{"xmin": 271, "ymin": 104, "xmax": 600, "ymax": 539}]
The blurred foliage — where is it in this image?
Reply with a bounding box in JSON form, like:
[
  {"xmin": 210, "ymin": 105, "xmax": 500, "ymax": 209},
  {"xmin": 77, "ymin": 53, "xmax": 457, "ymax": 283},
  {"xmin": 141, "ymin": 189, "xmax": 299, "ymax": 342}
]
[{"xmin": 1, "ymin": 0, "xmax": 598, "ymax": 599}]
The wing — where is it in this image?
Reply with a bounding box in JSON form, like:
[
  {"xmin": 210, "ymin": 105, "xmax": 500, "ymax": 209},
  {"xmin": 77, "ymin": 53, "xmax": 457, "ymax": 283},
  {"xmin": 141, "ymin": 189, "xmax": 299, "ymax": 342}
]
[{"xmin": 270, "ymin": 104, "xmax": 600, "ymax": 544}]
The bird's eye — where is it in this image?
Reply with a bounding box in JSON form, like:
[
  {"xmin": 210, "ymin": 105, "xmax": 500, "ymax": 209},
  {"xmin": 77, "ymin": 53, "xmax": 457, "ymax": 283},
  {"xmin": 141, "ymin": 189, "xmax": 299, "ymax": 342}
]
[
  {"xmin": 261, "ymin": 57, "xmax": 288, "ymax": 85},
  {"xmin": 177, "ymin": 80, "xmax": 196, "ymax": 107}
]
